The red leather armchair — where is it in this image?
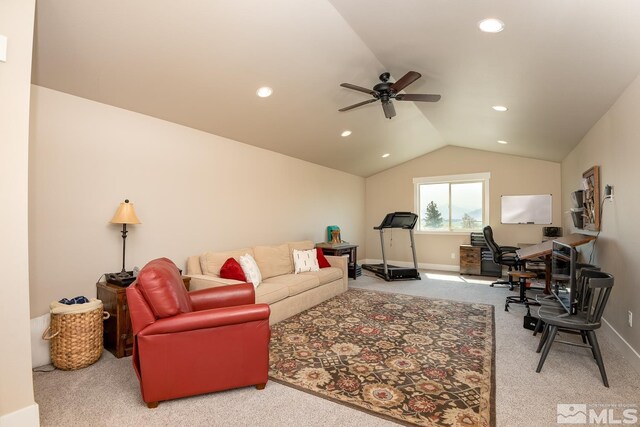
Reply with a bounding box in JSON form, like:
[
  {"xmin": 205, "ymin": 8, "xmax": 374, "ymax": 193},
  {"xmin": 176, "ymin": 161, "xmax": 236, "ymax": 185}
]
[{"xmin": 126, "ymin": 257, "xmax": 271, "ymax": 408}]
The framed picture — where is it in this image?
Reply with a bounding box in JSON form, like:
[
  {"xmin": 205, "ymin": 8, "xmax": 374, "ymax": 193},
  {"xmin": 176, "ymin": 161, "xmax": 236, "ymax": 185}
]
[{"xmin": 582, "ymin": 166, "xmax": 600, "ymax": 231}]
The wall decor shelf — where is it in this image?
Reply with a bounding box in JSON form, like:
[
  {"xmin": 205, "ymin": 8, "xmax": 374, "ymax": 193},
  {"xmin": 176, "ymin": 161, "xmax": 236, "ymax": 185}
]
[{"xmin": 582, "ymin": 165, "xmax": 600, "ymax": 231}]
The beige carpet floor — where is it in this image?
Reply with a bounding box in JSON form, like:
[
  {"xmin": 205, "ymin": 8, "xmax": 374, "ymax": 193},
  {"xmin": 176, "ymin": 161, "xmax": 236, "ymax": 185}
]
[{"xmin": 33, "ymin": 271, "xmax": 640, "ymax": 426}]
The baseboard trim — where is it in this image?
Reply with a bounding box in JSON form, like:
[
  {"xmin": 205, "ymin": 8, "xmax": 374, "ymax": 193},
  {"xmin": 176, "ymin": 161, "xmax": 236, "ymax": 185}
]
[
  {"xmin": 360, "ymin": 259, "xmax": 459, "ymax": 273},
  {"xmin": 600, "ymin": 317, "xmax": 640, "ymax": 375},
  {"xmin": 0, "ymin": 403, "xmax": 39, "ymax": 427}
]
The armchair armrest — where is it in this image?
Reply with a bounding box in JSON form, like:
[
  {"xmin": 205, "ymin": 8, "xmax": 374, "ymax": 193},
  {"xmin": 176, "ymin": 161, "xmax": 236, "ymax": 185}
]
[
  {"xmin": 139, "ymin": 304, "xmax": 270, "ymax": 336},
  {"xmin": 189, "ymin": 283, "xmax": 255, "ymax": 311}
]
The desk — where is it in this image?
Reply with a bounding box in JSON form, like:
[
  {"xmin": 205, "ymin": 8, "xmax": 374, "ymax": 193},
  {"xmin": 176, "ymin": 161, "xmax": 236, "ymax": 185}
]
[
  {"xmin": 516, "ymin": 234, "xmax": 596, "ymax": 294},
  {"xmin": 316, "ymin": 243, "xmax": 359, "ymax": 280}
]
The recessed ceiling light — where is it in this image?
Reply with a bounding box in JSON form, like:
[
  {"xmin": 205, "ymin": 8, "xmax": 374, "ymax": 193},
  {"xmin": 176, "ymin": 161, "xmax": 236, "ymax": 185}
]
[
  {"xmin": 256, "ymin": 86, "xmax": 273, "ymax": 98},
  {"xmin": 478, "ymin": 18, "xmax": 504, "ymax": 33},
  {"xmin": 492, "ymin": 105, "xmax": 508, "ymax": 112},
  {"xmin": 381, "ymin": 153, "xmax": 390, "ymax": 158},
  {"xmin": 497, "ymin": 140, "xmax": 509, "ymax": 145},
  {"xmin": 341, "ymin": 130, "xmax": 352, "ymax": 137}
]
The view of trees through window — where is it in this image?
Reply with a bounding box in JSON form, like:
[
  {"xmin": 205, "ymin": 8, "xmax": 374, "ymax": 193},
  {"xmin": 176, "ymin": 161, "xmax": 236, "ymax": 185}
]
[{"xmin": 418, "ymin": 181, "xmax": 484, "ymax": 231}]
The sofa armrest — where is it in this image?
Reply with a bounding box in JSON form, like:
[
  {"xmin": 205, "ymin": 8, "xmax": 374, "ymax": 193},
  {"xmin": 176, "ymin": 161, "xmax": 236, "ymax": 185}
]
[
  {"xmin": 189, "ymin": 283, "xmax": 255, "ymax": 311},
  {"xmin": 187, "ymin": 274, "xmax": 246, "ymax": 291},
  {"xmin": 139, "ymin": 304, "xmax": 270, "ymax": 336},
  {"xmin": 325, "ymin": 255, "xmax": 348, "ymax": 291}
]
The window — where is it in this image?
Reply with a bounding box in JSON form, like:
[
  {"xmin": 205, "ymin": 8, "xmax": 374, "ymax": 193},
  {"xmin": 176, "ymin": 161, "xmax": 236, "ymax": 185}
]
[{"xmin": 413, "ymin": 173, "xmax": 490, "ymax": 233}]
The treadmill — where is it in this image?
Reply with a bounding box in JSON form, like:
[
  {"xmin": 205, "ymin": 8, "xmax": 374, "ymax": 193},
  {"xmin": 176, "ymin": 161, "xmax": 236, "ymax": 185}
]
[{"xmin": 362, "ymin": 212, "xmax": 421, "ymax": 281}]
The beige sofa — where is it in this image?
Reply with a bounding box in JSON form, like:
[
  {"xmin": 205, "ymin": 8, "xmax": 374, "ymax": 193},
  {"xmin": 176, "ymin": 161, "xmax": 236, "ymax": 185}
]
[{"xmin": 186, "ymin": 240, "xmax": 347, "ymax": 324}]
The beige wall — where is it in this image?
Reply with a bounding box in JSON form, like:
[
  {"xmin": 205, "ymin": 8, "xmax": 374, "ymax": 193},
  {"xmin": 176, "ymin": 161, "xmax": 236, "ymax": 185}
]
[
  {"xmin": 29, "ymin": 86, "xmax": 365, "ymax": 317},
  {"xmin": 562, "ymin": 73, "xmax": 640, "ymax": 353},
  {"xmin": 365, "ymin": 146, "xmax": 562, "ymax": 267},
  {"xmin": 0, "ymin": 0, "xmax": 37, "ymax": 421}
]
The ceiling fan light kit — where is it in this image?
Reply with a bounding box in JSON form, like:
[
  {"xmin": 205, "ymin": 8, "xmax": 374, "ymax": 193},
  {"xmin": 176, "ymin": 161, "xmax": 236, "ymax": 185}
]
[{"xmin": 339, "ymin": 71, "xmax": 441, "ymax": 119}]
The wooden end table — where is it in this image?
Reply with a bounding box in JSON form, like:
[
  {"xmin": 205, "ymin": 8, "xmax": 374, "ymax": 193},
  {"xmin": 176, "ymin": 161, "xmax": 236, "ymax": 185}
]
[
  {"xmin": 97, "ymin": 276, "xmax": 191, "ymax": 358},
  {"xmin": 316, "ymin": 243, "xmax": 359, "ymax": 280}
]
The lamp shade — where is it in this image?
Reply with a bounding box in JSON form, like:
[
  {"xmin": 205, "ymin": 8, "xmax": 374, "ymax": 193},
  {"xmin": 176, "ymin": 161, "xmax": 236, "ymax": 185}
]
[{"xmin": 110, "ymin": 199, "xmax": 141, "ymax": 224}]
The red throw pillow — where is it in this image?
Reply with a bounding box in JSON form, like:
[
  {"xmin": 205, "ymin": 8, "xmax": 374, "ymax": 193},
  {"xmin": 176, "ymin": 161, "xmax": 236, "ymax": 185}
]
[
  {"xmin": 316, "ymin": 248, "xmax": 331, "ymax": 269},
  {"xmin": 220, "ymin": 257, "xmax": 247, "ymax": 281}
]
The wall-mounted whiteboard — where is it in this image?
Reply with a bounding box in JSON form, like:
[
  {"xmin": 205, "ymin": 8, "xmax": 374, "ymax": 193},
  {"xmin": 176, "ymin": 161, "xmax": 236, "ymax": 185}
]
[{"xmin": 501, "ymin": 194, "xmax": 552, "ymax": 224}]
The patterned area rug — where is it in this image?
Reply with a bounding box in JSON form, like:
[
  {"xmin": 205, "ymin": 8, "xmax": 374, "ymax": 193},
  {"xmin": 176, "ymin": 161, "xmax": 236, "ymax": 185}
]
[{"xmin": 269, "ymin": 289, "xmax": 495, "ymax": 426}]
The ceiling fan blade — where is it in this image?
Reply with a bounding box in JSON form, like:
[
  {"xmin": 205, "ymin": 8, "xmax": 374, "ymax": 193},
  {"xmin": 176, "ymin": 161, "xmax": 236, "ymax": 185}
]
[
  {"xmin": 395, "ymin": 93, "xmax": 441, "ymax": 102},
  {"xmin": 390, "ymin": 71, "xmax": 421, "ymax": 92},
  {"xmin": 340, "ymin": 83, "xmax": 377, "ymax": 96},
  {"xmin": 382, "ymin": 101, "xmax": 396, "ymax": 119},
  {"xmin": 338, "ymin": 98, "xmax": 378, "ymax": 112}
]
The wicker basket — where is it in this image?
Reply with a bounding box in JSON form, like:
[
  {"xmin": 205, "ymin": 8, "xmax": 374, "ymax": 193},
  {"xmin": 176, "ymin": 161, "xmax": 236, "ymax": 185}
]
[{"xmin": 43, "ymin": 304, "xmax": 109, "ymax": 370}]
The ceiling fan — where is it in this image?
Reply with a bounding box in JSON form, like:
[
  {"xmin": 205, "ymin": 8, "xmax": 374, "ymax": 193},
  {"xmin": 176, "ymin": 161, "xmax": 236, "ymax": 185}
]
[{"xmin": 339, "ymin": 71, "xmax": 440, "ymax": 119}]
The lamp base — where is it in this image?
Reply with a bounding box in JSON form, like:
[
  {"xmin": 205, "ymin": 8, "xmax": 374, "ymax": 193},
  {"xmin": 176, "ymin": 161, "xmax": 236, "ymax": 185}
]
[{"xmin": 105, "ymin": 271, "xmax": 136, "ymax": 287}]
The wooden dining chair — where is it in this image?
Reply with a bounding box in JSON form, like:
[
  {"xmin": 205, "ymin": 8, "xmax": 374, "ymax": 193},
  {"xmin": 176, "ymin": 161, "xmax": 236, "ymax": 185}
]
[{"xmin": 535, "ymin": 270, "xmax": 614, "ymax": 387}]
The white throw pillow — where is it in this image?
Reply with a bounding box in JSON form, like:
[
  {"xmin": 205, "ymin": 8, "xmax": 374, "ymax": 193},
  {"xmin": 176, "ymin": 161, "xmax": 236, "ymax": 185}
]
[
  {"xmin": 293, "ymin": 249, "xmax": 320, "ymax": 274},
  {"xmin": 239, "ymin": 253, "xmax": 262, "ymax": 288}
]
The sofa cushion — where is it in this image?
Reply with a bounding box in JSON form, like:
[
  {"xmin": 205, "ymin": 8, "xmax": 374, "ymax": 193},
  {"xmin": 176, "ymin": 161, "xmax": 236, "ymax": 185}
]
[
  {"xmin": 200, "ymin": 248, "xmax": 253, "ymax": 277},
  {"xmin": 137, "ymin": 258, "xmax": 193, "ymax": 318},
  {"xmin": 287, "ymin": 240, "xmax": 315, "ymax": 252},
  {"xmin": 300, "ymin": 267, "xmax": 343, "ymax": 286},
  {"xmin": 253, "ymin": 244, "xmax": 292, "ymax": 279},
  {"xmin": 263, "ymin": 273, "xmax": 320, "ymax": 297},
  {"xmin": 255, "ymin": 282, "xmax": 290, "ymax": 305}
]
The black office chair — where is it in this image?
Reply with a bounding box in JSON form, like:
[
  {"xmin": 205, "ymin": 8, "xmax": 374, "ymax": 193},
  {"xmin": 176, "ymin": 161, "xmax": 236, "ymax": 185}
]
[
  {"xmin": 535, "ymin": 270, "xmax": 614, "ymax": 387},
  {"xmin": 483, "ymin": 225, "xmax": 523, "ymax": 289}
]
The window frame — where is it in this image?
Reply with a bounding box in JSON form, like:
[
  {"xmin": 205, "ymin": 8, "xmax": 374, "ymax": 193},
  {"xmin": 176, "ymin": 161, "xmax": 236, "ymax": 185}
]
[{"xmin": 413, "ymin": 172, "xmax": 491, "ymax": 234}]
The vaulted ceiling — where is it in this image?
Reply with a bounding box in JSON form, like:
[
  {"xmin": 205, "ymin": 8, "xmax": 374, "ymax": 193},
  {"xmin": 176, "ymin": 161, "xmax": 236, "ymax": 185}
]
[{"xmin": 32, "ymin": 1, "xmax": 640, "ymax": 177}]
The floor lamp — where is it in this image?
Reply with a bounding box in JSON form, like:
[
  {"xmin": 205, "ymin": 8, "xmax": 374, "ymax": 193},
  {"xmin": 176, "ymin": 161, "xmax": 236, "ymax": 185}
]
[{"xmin": 110, "ymin": 199, "xmax": 141, "ymax": 281}]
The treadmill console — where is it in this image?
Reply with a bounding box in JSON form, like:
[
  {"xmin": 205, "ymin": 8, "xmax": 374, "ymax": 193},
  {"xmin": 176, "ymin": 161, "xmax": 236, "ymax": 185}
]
[{"xmin": 375, "ymin": 212, "xmax": 418, "ymax": 230}]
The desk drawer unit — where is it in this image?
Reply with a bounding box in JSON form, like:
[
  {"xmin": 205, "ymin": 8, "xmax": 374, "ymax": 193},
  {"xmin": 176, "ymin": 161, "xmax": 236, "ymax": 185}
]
[{"xmin": 460, "ymin": 245, "xmax": 481, "ymax": 275}]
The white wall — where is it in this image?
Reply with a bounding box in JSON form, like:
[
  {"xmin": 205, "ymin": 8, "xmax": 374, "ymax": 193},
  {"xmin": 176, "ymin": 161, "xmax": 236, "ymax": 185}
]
[
  {"xmin": 0, "ymin": 0, "xmax": 38, "ymax": 424},
  {"xmin": 29, "ymin": 86, "xmax": 365, "ymax": 317},
  {"xmin": 365, "ymin": 146, "xmax": 562, "ymax": 268},
  {"xmin": 562, "ymin": 72, "xmax": 640, "ymax": 354}
]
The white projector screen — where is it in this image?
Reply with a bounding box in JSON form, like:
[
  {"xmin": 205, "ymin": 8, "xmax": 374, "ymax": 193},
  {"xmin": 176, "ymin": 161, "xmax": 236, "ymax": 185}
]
[{"xmin": 501, "ymin": 194, "xmax": 552, "ymax": 224}]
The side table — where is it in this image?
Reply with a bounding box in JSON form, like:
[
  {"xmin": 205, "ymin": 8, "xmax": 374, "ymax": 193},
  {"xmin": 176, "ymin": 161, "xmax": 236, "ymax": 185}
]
[
  {"xmin": 97, "ymin": 275, "xmax": 191, "ymax": 358},
  {"xmin": 316, "ymin": 243, "xmax": 360, "ymax": 280}
]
